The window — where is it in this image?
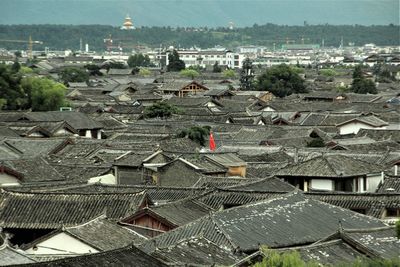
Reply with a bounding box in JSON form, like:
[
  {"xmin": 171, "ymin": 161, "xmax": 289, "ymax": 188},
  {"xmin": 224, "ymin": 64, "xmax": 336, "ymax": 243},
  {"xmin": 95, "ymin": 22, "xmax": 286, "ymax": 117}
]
[
  {"xmin": 385, "ymin": 208, "xmax": 400, "ymax": 217},
  {"xmin": 334, "ymin": 179, "xmax": 354, "ymax": 192}
]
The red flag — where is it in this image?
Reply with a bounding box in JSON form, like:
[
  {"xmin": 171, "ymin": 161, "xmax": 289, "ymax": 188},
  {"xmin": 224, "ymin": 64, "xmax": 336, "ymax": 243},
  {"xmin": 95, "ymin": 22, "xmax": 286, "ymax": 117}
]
[{"xmin": 209, "ymin": 132, "xmax": 216, "ymax": 151}]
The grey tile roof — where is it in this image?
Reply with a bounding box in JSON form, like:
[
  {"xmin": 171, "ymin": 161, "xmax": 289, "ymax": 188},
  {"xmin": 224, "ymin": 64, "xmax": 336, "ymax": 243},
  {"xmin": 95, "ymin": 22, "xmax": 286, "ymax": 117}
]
[
  {"xmin": 277, "ymin": 239, "xmax": 365, "ymax": 265},
  {"xmin": 141, "ymin": 192, "xmax": 386, "ymax": 252},
  {"xmin": 225, "ymin": 176, "xmax": 296, "ymax": 192},
  {"xmin": 0, "ymin": 126, "xmax": 19, "ymax": 138},
  {"xmin": 150, "ymin": 237, "xmax": 242, "ymax": 266},
  {"xmin": 342, "ymin": 227, "xmax": 400, "ymax": 259},
  {"xmin": 277, "ymin": 154, "xmax": 383, "ymax": 178},
  {"xmin": 1, "ymin": 138, "xmax": 70, "ymax": 159},
  {"xmin": 204, "ymin": 153, "xmax": 247, "ymax": 167},
  {"xmin": 0, "ymin": 244, "xmax": 36, "ymax": 265},
  {"xmin": 10, "ymin": 183, "xmax": 208, "ymax": 204},
  {"xmin": 336, "ymin": 115, "xmax": 389, "ymax": 127},
  {"xmin": 356, "ymin": 128, "xmax": 400, "ymax": 143},
  {"xmin": 195, "ymin": 189, "xmax": 285, "ymax": 210},
  {"xmin": 376, "ymin": 175, "xmax": 400, "ymax": 193},
  {"xmin": 192, "ymin": 176, "xmax": 251, "ymax": 188},
  {"xmin": 64, "ymin": 217, "xmax": 146, "ymax": 250},
  {"xmin": 21, "ymin": 245, "xmax": 166, "ymax": 267},
  {"xmin": 165, "ymin": 96, "xmax": 214, "ymax": 107},
  {"xmin": 23, "ymin": 111, "xmax": 103, "ymax": 130},
  {"xmin": 306, "ymin": 191, "xmax": 400, "ymax": 218},
  {"xmin": 129, "ymin": 198, "xmax": 212, "ymax": 227},
  {"xmin": 1, "ymin": 157, "xmax": 64, "ymax": 183},
  {"xmin": 0, "ymin": 190, "xmax": 148, "ymax": 229}
]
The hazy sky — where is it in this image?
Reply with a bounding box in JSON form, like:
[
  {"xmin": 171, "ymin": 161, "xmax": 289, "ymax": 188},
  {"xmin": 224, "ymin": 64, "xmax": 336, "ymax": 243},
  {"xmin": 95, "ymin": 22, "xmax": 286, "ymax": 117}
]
[{"xmin": 1, "ymin": 0, "xmax": 399, "ymax": 26}]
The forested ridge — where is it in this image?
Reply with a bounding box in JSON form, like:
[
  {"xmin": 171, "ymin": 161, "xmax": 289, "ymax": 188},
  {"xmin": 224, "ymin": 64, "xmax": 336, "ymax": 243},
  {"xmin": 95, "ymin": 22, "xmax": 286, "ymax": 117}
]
[{"xmin": 0, "ymin": 24, "xmax": 398, "ymax": 51}]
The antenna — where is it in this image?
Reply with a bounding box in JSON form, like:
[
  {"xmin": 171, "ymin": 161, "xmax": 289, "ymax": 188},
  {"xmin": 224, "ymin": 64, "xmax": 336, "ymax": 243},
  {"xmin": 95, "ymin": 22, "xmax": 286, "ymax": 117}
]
[{"xmin": 79, "ymin": 38, "xmax": 82, "ymax": 52}]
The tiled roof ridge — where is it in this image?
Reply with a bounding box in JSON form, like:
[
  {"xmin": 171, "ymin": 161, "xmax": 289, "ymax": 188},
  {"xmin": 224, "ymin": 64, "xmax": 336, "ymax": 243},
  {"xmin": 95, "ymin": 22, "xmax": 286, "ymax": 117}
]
[{"xmin": 1, "ymin": 189, "xmax": 147, "ymax": 197}]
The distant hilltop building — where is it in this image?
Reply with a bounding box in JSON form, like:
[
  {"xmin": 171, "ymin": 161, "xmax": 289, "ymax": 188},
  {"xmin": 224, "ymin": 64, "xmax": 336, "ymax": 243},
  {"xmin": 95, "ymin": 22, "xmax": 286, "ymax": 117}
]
[{"xmin": 121, "ymin": 14, "xmax": 135, "ymax": 30}]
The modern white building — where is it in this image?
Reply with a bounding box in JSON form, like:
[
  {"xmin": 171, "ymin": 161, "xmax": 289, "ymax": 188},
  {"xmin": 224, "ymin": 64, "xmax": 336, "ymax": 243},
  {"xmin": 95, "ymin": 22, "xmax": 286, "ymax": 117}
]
[{"xmin": 164, "ymin": 49, "xmax": 246, "ymax": 69}]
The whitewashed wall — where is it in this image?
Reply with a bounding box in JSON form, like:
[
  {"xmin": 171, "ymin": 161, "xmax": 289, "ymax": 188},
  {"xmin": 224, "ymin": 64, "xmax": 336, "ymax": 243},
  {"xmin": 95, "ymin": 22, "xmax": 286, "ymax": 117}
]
[
  {"xmin": 338, "ymin": 122, "xmax": 386, "ymax": 135},
  {"xmin": 25, "ymin": 232, "xmax": 99, "ymax": 255},
  {"xmin": 310, "ymin": 179, "xmax": 334, "ymax": 191},
  {"xmin": 0, "ymin": 173, "xmax": 20, "ymax": 186}
]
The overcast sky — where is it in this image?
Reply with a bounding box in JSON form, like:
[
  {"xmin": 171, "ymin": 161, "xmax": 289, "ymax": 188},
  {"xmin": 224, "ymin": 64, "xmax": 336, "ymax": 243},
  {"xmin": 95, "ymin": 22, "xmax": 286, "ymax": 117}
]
[{"xmin": 1, "ymin": 0, "xmax": 398, "ymax": 26}]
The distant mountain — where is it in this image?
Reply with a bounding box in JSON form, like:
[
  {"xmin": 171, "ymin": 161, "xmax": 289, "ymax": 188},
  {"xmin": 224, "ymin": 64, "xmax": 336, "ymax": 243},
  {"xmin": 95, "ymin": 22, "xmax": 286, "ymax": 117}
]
[{"xmin": 0, "ymin": 0, "xmax": 399, "ymax": 27}]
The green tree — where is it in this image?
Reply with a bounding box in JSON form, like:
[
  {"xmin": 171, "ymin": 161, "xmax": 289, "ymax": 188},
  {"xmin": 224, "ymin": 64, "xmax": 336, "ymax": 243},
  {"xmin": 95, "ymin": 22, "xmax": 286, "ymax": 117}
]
[
  {"xmin": 213, "ymin": 61, "xmax": 222, "ymax": 73},
  {"xmin": 167, "ymin": 50, "xmax": 185, "ymax": 72},
  {"xmin": 21, "ymin": 77, "xmax": 68, "ymax": 111},
  {"xmin": 396, "ymin": 220, "xmax": 400, "ymax": 239},
  {"xmin": 127, "ymin": 53, "xmax": 151, "ymax": 68},
  {"xmin": 84, "ymin": 64, "xmax": 103, "ymax": 76},
  {"xmin": 255, "ymin": 246, "xmax": 400, "ymax": 267},
  {"xmin": 11, "ymin": 61, "xmax": 21, "ymax": 73},
  {"xmin": 19, "ymin": 66, "xmax": 34, "ymax": 75},
  {"xmin": 240, "ymin": 58, "xmax": 255, "ymax": 90},
  {"xmin": 351, "ymin": 65, "xmax": 377, "ymax": 94},
  {"xmin": 351, "ymin": 78, "xmax": 377, "ymax": 94},
  {"xmin": 188, "ymin": 65, "xmax": 203, "ymax": 72},
  {"xmin": 139, "ymin": 68, "xmax": 151, "ymax": 76},
  {"xmin": 256, "ymin": 64, "xmax": 307, "ymax": 97},
  {"xmin": 254, "ymin": 247, "xmax": 319, "ymax": 267},
  {"xmin": 59, "ymin": 67, "xmax": 89, "ymax": 85},
  {"xmin": 180, "ymin": 69, "xmax": 199, "ymax": 79},
  {"xmin": 223, "ymin": 69, "xmax": 236, "ymax": 78},
  {"xmin": 0, "ymin": 64, "xmax": 25, "ymax": 110},
  {"xmin": 14, "ymin": 51, "xmax": 22, "ymax": 58},
  {"xmin": 0, "ymin": 99, "xmax": 6, "ymax": 109},
  {"xmin": 352, "ymin": 65, "xmax": 363, "ymax": 80},
  {"xmin": 144, "ymin": 102, "xmax": 182, "ymax": 119},
  {"xmin": 320, "ymin": 69, "xmax": 337, "ymax": 77},
  {"xmin": 177, "ymin": 126, "xmax": 211, "ymax": 146}
]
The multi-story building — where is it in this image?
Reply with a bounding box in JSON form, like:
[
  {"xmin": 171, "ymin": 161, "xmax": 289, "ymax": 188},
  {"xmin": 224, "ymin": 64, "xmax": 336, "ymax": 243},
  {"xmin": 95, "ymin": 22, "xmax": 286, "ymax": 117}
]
[{"xmin": 160, "ymin": 49, "xmax": 246, "ymax": 69}]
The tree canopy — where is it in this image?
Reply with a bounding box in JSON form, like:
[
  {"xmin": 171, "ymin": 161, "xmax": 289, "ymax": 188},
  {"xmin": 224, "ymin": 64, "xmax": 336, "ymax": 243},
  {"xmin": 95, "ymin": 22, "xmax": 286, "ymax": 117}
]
[
  {"xmin": 0, "ymin": 64, "xmax": 68, "ymax": 111},
  {"xmin": 127, "ymin": 53, "xmax": 152, "ymax": 68},
  {"xmin": 254, "ymin": 247, "xmax": 400, "ymax": 267},
  {"xmin": 240, "ymin": 58, "xmax": 255, "ymax": 90},
  {"xmin": 177, "ymin": 126, "xmax": 211, "ymax": 146},
  {"xmin": 167, "ymin": 50, "xmax": 185, "ymax": 72},
  {"xmin": 256, "ymin": 64, "xmax": 307, "ymax": 97},
  {"xmin": 223, "ymin": 69, "xmax": 236, "ymax": 78},
  {"xmin": 180, "ymin": 69, "xmax": 200, "ymax": 79},
  {"xmin": 0, "ymin": 64, "xmax": 25, "ymax": 110},
  {"xmin": 138, "ymin": 68, "xmax": 151, "ymax": 76},
  {"xmin": 143, "ymin": 102, "xmax": 182, "ymax": 119},
  {"xmin": 213, "ymin": 62, "xmax": 222, "ymax": 73},
  {"xmin": 59, "ymin": 67, "xmax": 89, "ymax": 85},
  {"xmin": 351, "ymin": 65, "xmax": 377, "ymax": 94},
  {"xmin": 319, "ymin": 69, "xmax": 337, "ymax": 77},
  {"xmin": 21, "ymin": 77, "xmax": 68, "ymax": 111}
]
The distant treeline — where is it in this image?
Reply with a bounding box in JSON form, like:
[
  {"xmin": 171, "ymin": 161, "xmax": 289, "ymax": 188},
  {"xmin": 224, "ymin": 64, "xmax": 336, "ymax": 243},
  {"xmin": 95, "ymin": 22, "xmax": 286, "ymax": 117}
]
[{"xmin": 0, "ymin": 24, "xmax": 399, "ymax": 52}]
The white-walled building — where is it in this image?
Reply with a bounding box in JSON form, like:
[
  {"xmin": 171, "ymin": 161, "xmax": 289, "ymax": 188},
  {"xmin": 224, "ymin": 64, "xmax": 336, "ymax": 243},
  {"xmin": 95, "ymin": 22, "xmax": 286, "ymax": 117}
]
[{"xmin": 164, "ymin": 49, "xmax": 246, "ymax": 69}]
